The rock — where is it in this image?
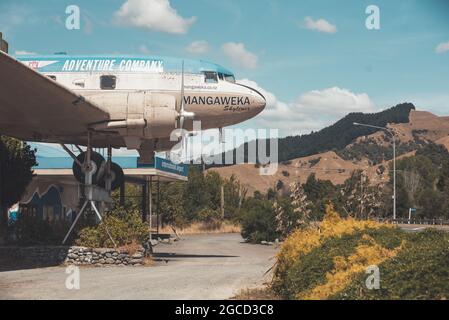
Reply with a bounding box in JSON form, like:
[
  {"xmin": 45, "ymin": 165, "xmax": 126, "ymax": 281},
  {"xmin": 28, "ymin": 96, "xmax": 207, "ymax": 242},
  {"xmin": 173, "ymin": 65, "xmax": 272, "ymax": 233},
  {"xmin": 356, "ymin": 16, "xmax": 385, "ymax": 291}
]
[
  {"xmin": 105, "ymin": 258, "xmax": 115, "ymax": 264},
  {"xmin": 93, "ymin": 248, "xmax": 115, "ymax": 254},
  {"xmin": 131, "ymin": 253, "xmax": 143, "ymax": 259},
  {"xmin": 130, "ymin": 258, "xmax": 143, "ymax": 264},
  {"xmin": 261, "ymin": 241, "xmax": 268, "ymax": 245},
  {"xmin": 67, "ymin": 253, "xmax": 78, "ymax": 259},
  {"xmin": 99, "ymin": 258, "xmax": 106, "ymax": 264}
]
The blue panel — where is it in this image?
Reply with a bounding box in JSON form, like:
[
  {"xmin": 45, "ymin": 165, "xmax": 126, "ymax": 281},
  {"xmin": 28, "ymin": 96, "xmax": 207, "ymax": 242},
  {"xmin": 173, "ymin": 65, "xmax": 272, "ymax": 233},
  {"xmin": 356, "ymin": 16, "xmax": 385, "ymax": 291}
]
[
  {"xmin": 154, "ymin": 157, "xmax": 189, "ymax": 177},
  {"xmin": 16, "ymin": 55, "xmax": 234, "ymax": 76}
]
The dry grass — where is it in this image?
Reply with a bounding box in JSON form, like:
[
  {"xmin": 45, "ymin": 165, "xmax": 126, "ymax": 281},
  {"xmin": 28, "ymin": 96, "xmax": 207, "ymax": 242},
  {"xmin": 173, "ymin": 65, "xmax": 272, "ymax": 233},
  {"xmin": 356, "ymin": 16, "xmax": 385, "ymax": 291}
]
[
  {"xmin": 118, "ymin": 240, "xmax": 142, "ymax": 255},
  {"xmin": 143, "ymin": 257, "xmax": 154, "ymax": 266},
  {"xmin": 158, "ymin": 221, "xmax": 241, "ymax": 236},
  {"xmin": 232, "ymin": 287, "xmax": 280, "ymax": 300}
]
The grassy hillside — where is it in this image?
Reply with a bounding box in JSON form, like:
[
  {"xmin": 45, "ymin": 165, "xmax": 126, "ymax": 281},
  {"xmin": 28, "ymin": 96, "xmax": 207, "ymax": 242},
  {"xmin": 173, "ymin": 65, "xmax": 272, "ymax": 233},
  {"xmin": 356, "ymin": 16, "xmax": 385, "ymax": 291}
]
[{"xmin": 211, "ymin": 103, "xmax": 415, "ymax": 165}]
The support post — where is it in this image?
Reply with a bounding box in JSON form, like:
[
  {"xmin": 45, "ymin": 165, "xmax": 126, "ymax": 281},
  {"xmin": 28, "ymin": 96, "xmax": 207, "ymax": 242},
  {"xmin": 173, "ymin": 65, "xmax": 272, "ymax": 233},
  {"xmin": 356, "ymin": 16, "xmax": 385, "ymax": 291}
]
[
  {"xmin": 221, "ymin": 184, "xmax": 225, "ymax": 219},
  {"xmin": 157, "ymin": 179, "xmax": 160, "ymax": 234},
  {"xmin": 142, "ymin": 180, "xmax": 148, "ymax": 222},
  {"xmin": 149, "ymin": 177, "xmax": 153, "ymax": 229}
]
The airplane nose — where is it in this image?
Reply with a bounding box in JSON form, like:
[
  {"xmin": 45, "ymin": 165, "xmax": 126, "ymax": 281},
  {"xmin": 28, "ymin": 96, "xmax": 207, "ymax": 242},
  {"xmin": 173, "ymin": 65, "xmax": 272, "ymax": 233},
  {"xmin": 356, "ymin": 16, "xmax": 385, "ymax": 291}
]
[
  {"xmin": 246, "ymin": 86, "xmax": 266, "ymax": 115},
  {"xmin": 253, "ymin": 91, "xmax": 266, "ymax": 114}
]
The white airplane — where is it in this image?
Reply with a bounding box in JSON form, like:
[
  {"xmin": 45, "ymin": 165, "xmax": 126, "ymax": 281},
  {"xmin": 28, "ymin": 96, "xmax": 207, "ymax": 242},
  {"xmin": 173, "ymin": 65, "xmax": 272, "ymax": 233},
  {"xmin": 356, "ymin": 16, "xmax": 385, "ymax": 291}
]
[{"xmin": 0, "ymin": 48, "xmax": 266, "ymax": 190}]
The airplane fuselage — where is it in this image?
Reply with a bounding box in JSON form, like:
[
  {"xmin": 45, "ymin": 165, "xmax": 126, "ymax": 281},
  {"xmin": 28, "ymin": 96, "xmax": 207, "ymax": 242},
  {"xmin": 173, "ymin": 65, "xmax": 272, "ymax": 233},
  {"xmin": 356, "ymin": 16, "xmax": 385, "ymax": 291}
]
[{"xmin": 16, "ymin": 55, "xmax": 266, "ymax": 153}]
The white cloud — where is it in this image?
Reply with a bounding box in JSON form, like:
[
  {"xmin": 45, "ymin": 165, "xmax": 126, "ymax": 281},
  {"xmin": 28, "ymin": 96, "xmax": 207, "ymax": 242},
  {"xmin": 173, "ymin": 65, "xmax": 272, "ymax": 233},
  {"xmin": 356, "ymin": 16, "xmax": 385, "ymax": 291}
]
[
  {"xmin": 299, "ymin": 87, "xmax": 375, "ymax": 116},
  {"xmin": 15, "ymin": 50, "xmax": 37, "ymax": 55},
  {"xmin": 186, "ymin": 40, "xmax": 209, "ymax": 54},
  {"xmin": 237, "ymin": 79, "xmax": 376, "ymax": 135},
  {"xmin": 304, "ymin": 17, "xmax": 337, "ymax": 34},
  {"xmin": 114, "ymin": 0, "xmax": 196, "ymax": 34},
  {"xmin": 435, "ymin": 41, "xmax": 449, "ymax": 54},
  {"xmin": 222, "ymin": 42, "xmax": 258, "ymax": 69}
]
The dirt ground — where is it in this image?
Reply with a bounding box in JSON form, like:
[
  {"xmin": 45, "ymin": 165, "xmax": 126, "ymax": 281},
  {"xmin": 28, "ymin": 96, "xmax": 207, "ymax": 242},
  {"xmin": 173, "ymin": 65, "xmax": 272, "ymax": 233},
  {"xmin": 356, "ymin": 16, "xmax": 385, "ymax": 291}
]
[{"xmin": 0, "ymin": 233, "xmax": 277, "ymax": 300}]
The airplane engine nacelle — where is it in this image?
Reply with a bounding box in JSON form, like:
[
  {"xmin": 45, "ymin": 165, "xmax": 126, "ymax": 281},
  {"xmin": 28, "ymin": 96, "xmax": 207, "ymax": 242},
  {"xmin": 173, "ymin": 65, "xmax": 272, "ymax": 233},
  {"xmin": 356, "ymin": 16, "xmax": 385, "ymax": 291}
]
[{"xmin": 144, "ymin": 93, "xmax": 178, "ymax": 139}]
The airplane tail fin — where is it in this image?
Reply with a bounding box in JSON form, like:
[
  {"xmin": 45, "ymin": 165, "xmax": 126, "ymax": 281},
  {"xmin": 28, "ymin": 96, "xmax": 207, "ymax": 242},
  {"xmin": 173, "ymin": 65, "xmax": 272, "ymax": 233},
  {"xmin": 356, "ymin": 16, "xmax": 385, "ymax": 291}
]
[{"xmin": 0, "ymin": 32, "xmax": 8, "ymax": 53}]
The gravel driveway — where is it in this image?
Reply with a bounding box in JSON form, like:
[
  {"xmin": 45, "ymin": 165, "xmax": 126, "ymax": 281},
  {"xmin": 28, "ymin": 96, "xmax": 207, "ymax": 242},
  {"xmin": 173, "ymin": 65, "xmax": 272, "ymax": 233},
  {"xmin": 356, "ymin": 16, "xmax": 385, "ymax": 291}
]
[{"xmin": 0, "ymin": 233, "xmax": 277, "ymax": 300}]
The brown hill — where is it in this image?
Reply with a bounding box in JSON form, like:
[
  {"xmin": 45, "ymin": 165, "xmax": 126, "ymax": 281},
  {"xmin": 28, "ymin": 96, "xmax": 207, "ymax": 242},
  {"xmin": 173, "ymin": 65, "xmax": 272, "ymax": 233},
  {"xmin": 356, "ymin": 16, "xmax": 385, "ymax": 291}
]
[{"xmin": 209, "ymin": 110, "xmax": 449, "ymax": 194}]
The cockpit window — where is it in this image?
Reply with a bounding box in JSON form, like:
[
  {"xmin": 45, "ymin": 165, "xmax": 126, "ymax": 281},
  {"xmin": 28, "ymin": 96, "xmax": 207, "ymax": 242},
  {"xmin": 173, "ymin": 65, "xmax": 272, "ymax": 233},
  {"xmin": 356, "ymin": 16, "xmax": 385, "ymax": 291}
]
[
  {"xmin": 224, "ymin": 74, "xmax": 235, "ymax": 83},
  {"xmin": 203, "ymin": 71, "xmax": 218, "ymax": 83}
]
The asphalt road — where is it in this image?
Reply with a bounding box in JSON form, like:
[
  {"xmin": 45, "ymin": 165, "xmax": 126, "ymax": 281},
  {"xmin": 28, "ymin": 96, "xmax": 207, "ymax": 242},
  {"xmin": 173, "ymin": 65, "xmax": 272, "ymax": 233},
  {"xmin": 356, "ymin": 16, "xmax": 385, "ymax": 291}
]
[{"xmin": 0, "ymin": 233, "xmax": 277, "ymax": 300}]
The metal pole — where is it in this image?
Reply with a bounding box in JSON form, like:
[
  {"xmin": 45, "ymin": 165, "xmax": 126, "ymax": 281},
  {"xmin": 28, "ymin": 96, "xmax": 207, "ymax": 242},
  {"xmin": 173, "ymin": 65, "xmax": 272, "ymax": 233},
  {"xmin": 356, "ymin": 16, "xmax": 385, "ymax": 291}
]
[
  {"xmin": 149, "ymin": 177, "xmax": 153, "ymax": 229},
  {"xmin": 221, "ymin": 184, "xmax": 225, "ymax": 219},
  {"xmin": 141, "ymin": 181, "xmax": 147, "ymax": 223},
  {"xmin": 157, "ymin": 179, "xmax": 160, "ymax": 234},
  {"xmin": 392, "ymin": 134, "xmax": 397, "ymax": 221}
]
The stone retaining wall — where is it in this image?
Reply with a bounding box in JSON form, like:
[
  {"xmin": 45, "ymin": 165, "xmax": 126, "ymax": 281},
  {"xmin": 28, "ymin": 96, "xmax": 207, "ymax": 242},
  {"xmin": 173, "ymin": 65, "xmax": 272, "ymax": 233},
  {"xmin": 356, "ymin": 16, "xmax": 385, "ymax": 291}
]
[{"xmin": 0, "ymin": 245, "xmax": 149, "ymax": 268}]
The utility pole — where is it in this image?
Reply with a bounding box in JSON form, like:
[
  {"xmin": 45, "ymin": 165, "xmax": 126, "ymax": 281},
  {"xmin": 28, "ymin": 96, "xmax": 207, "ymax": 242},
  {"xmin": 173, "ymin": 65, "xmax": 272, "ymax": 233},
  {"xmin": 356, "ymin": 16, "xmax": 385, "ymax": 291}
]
[{"xmin": 221, "ymin": 184, "xmax": 225, "ymax": 219}]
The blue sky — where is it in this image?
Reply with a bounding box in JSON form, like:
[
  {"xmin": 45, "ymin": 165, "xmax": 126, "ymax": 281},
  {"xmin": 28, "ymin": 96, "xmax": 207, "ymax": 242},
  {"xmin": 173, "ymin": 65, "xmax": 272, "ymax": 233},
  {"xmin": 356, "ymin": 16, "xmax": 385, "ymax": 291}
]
[{"xmin": 1, "ymin": 0, "xmax": 449, "ymax": 137}]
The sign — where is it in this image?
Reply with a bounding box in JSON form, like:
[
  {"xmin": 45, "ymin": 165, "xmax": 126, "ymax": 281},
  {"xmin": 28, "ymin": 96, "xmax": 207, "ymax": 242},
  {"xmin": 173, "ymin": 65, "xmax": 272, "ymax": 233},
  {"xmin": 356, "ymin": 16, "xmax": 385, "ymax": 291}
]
[{"xmin": 155, "ymin": 157, "xmax": 189, "ymax": 177}]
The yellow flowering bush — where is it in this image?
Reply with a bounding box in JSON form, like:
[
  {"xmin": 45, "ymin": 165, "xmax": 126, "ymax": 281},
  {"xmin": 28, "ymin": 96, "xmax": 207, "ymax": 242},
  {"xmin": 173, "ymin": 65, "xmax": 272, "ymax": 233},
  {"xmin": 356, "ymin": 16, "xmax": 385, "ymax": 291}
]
[
  {"xmin": 298, "ymin": 235, "xmax": 404, "ymax": 300},
  {"xmin": 274, "ymin": 205, "xmax": 392, "ymax": 277},
  {"xmin": 272, "ymin": 204, "xmax": 401, "ymax": 299}
]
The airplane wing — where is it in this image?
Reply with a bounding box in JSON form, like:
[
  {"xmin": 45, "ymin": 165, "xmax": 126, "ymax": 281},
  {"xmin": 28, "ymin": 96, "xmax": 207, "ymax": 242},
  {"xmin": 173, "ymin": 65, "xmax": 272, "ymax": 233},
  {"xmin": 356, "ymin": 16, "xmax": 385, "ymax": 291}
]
[{"xmin": 0, "ymin": 51, "xmax": 110, "ymax": 145}]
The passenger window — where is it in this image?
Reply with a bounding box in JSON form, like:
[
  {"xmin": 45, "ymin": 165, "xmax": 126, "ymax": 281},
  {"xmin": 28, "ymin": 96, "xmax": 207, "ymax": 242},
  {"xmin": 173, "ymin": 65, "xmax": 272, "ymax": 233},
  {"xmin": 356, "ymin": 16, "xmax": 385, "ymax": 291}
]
[
  {"xmin": 218, "ymin": 73, "xmax": 224, "ymax": 80},
  {"xmin": 203, "ymin": 71, "xmax": 218, "ymax": 83},
  {"xmin": 224, "ymin": 74, "xmax": 235, "ymax": 83},
  {"xmin": 100, "ymin": 75, "xmax": 116, "ymax": 90}
]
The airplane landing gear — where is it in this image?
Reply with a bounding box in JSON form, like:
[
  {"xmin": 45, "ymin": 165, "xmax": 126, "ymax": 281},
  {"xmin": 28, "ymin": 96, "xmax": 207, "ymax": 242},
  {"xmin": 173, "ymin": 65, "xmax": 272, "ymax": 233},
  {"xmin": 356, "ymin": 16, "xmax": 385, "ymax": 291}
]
[
  {"xmin": 71, "ymin": 151, "xmax": 124, "ymax": 191},
  {"xmin": 72, "ymin": 151, "xmax": 105, "ymax": 185},
  {"xmin": 99, "ymin": 162, "xmax": 124, "ymax": 191},
  {"xmin": 61, "ymin": 137, "xmax": 121, "ymax": 245}
]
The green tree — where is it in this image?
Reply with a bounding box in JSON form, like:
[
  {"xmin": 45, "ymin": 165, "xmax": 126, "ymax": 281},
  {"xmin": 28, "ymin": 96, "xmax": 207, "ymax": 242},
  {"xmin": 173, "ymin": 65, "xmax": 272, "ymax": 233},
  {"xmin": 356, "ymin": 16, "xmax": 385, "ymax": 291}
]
[
  {"xmin": 303, "ymin": 174, "xmax": 338, "ymax": 220},
  {"xmin": 0, "ymin": 137, "xmax": 36, "ymax": 243},
  {"xmin": 223, "ymin": 175, "xmax": 246, "ymax": 221},
  {"xmin": 241, "ymin": 197, "xmax": 278, "ymax": 243},
  {"xmin": 183, "ymin": 167, "xmax": 209, "ymax": 221}
]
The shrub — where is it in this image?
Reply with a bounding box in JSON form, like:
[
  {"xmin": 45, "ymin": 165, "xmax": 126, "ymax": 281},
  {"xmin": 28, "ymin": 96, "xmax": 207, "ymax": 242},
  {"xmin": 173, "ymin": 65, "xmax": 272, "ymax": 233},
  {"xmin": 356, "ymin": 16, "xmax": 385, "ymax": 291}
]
[
  {"xmin": 272, "ymin": 205, "xmax": 398, "ymax": 299},
  {"xmin": 75, "ymin": 207, "xmax": 149, "ymax": 248},
  {"xmin": 333, "ymin": 229, "xmax": 449, "ymax": 300},
  {"xmin": 272, "ymin": 205, "xmax": 449, "ymax": 300},
  {"xmin": 241, "ymin": 197, "xmax": 278, "ymax": 243},
  {"xmin": 11, "ymin": 214, "xmax": 70, "ymax": 246},
  {"xmin": 197, "ymin": 208, "xmax": 222, "ymax": 230}
]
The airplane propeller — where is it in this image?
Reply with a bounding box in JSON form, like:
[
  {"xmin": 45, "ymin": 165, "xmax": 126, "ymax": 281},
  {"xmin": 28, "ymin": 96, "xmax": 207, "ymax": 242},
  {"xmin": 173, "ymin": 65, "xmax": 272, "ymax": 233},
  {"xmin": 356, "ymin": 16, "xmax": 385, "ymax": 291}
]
[
  {"xmin": 176, "ymin": 60, "xmax": 195, "ymax": 130},
  {"xmin": 175, "ymin": 60, "xmax": 195, "ymax": 160}
]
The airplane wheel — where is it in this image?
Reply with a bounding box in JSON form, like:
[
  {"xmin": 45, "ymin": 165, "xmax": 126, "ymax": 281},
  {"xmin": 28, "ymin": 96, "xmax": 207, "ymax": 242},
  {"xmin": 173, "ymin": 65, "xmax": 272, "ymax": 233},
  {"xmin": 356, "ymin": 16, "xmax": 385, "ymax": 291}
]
[
  {"xmin": 72, "ymin": 151, "xmax": 106, "ymax": 185},
  {"xmin": 99, "ymin": 162, "xmax": 124, "ymax": 191}
]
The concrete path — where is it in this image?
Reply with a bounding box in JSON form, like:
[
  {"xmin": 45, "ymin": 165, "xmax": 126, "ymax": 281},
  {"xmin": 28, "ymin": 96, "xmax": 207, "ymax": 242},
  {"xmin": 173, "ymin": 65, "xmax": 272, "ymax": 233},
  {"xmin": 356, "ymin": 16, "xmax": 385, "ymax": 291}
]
[{"xmin": 0, "ymin": 233, "xmax": 277, "ymax": 300}]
